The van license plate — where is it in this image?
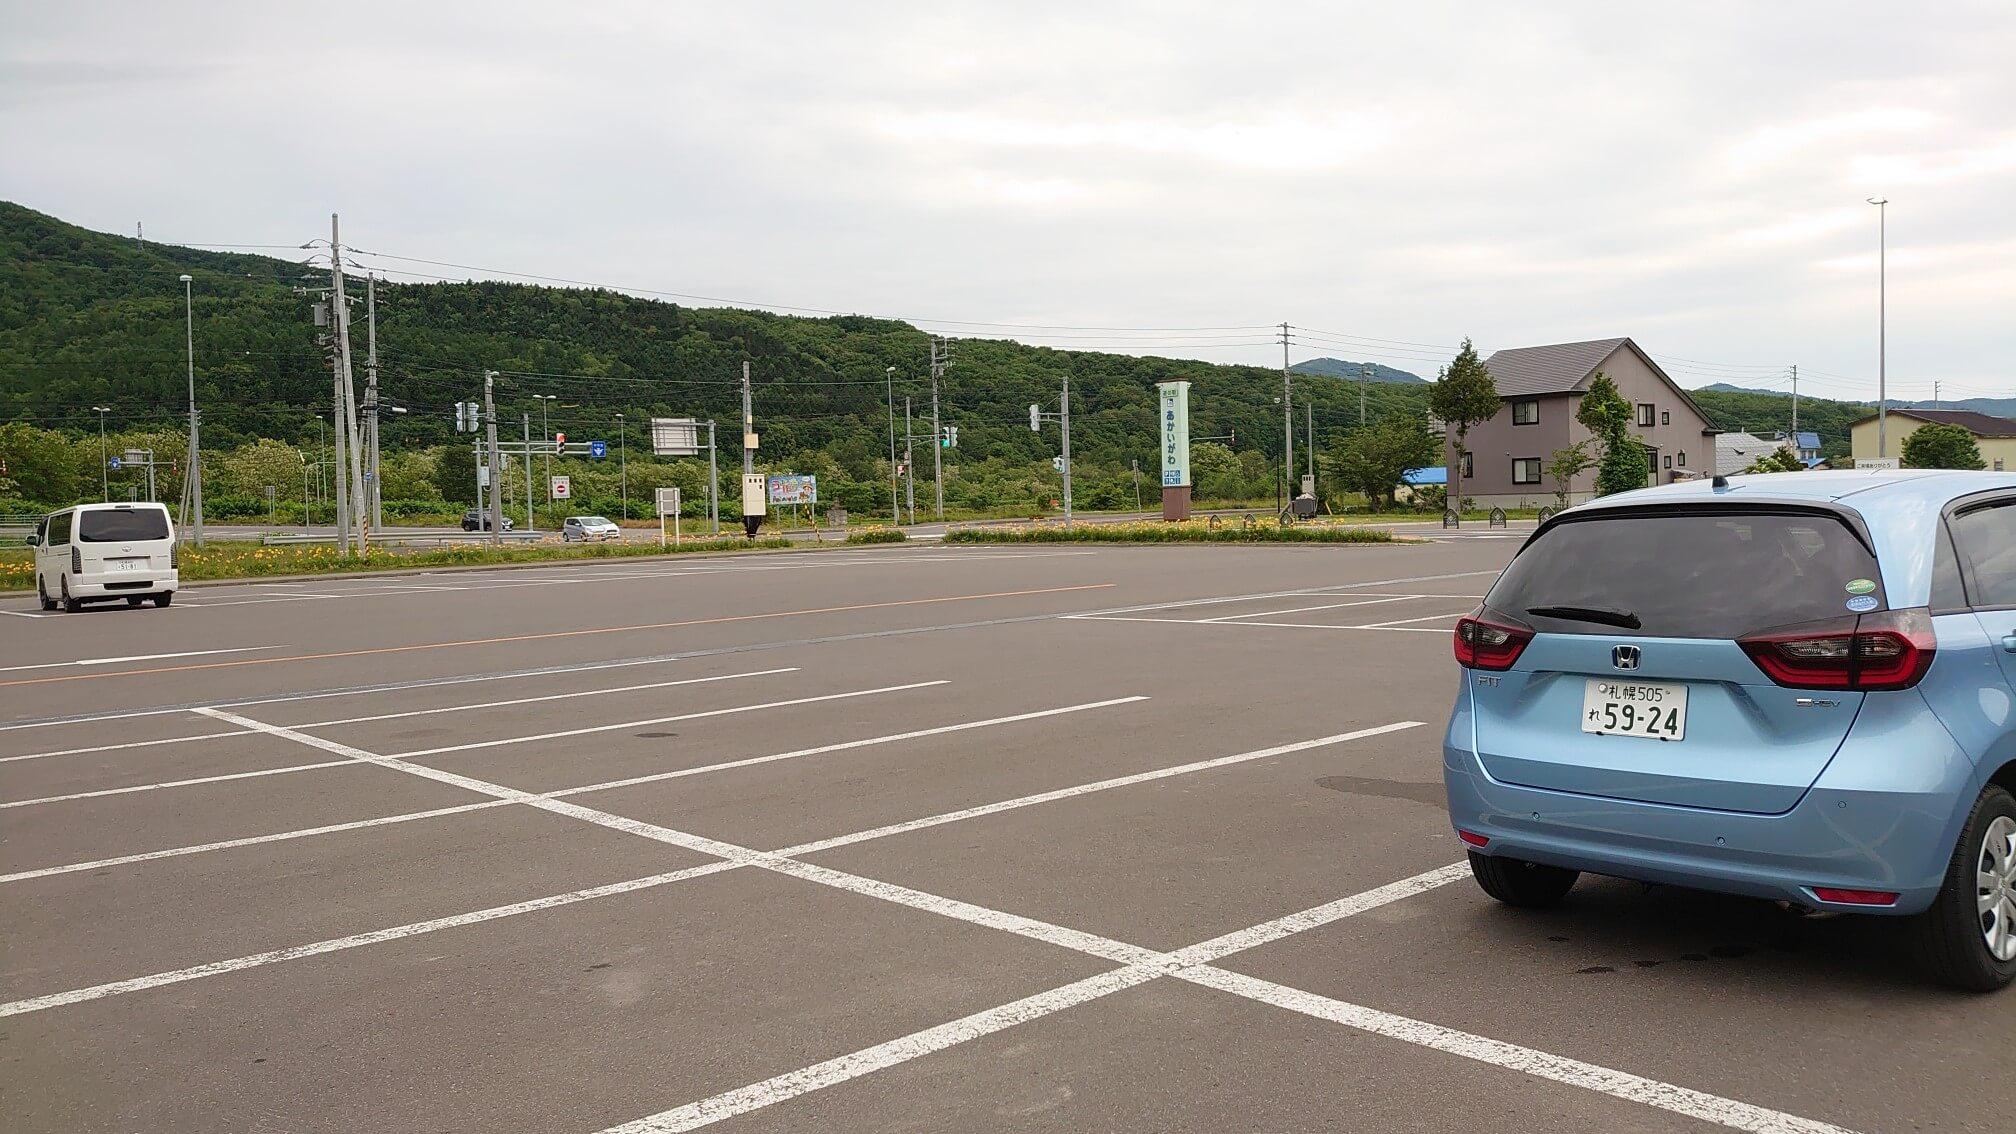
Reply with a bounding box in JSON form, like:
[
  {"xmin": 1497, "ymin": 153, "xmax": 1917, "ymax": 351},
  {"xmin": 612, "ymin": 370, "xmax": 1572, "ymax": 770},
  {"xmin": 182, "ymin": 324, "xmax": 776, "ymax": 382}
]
[
  {"xmin": 1581, "ymin": 679, "xmax": 1686, "ymax": 741},
  {"xmin": 111, "ymin": 559, "xmax": 144, "ymax": 572}
]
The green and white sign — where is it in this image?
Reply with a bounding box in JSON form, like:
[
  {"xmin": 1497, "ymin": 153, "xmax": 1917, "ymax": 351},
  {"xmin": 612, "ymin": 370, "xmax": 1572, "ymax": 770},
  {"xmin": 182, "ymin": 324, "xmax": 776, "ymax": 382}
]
[{"xmin": 1159, "ymin": 380, "xmax": 1191, "ymax": 487}]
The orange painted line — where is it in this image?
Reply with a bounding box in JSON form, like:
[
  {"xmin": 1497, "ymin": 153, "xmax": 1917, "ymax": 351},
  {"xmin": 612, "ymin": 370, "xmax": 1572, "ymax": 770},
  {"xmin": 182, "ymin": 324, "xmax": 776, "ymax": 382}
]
[{"xmin": 0, "ymin": 584, "xmax": 1116, "ymax": 689}]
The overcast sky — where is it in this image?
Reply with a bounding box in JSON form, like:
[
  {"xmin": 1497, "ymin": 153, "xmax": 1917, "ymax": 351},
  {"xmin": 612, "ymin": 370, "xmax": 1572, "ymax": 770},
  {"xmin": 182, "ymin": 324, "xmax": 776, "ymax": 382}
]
[{"xmin": 6, "ymin": 0, "xmax": 2012, "ymax": 401}]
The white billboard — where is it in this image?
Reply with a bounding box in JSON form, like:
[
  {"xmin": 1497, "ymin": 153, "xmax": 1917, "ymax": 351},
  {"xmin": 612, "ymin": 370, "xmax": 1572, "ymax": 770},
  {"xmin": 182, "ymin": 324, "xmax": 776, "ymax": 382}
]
[
  {"xmin": 1159, "ymin": 380, "xmax": 1191, "ymax": 487},
  {"xmin": 650, "ymin": 417, "xmax": 701, "ymax": 457}
]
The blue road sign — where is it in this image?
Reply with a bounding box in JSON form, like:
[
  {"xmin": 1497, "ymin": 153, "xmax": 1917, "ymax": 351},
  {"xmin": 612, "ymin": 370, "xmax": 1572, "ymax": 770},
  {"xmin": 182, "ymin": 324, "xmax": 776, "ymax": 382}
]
[
  {"xmin": 589, "ymin": 440, "xmax": 608, "ymax": 459},
  {"xmin": 107, "ymin": 457, "xmax": 122, "ymax": 469}
]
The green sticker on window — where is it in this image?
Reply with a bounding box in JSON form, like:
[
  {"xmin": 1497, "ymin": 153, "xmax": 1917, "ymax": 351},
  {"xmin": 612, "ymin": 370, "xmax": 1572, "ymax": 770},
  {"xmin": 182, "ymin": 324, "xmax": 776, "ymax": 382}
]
[{"xmin": 1845, "ymin": 578, "xmax": 1876, "ymax": 595}]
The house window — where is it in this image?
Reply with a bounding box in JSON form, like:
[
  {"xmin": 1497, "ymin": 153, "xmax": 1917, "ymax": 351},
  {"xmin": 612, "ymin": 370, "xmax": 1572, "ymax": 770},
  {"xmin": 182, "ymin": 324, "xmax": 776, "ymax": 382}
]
[
  {"xmin": 1512, "ymin": 400, "xmax": 1538, "ymax": 425},
  {"xmin": 1663, "ymin": 455, "xmax": 1672, "ymax": 469},
  {"xmin": 1637, "ymin": 403, "xmax": 1656, "ymax": 427},
  {"xmin": 1512, "ymin": 458, "xmax": 1542, "ymax": 485},
  {"xmin": 1677, "ymin": 450, "xmax": 1687, "ymax": 468},
  {"xmin": 1661, "ymin": 411, "xmax": 1671, "ymax": 425},
  {"xmin": 1461, "ymin": 452, "xmax": 1474, "ymax": 478}
]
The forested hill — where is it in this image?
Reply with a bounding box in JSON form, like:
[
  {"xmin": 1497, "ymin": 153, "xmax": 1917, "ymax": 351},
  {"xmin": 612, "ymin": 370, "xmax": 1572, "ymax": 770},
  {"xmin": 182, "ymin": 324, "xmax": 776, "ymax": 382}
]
[{"xmin": 0, "ymin": 201, "xmax": 1434, "ymax": 476}]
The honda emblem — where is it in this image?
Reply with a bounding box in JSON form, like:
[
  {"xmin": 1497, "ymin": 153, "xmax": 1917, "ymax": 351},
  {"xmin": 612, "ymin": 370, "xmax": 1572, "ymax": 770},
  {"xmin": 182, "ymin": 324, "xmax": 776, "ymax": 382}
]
[{"xmin": 1611, "ymin": 645, "xmax": 1641, "ymax": 671}]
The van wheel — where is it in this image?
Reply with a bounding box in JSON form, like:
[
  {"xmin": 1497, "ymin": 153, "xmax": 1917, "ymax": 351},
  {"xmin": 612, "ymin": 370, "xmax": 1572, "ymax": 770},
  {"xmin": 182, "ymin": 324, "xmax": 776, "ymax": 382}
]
[
  {"xmin": 153, "ymin": 592, "xmax": 173, "ymax": 608},
  {"xmin": 37, "ymin": 576, "xmax": 58, "ymax": 611},
  {"xmin": 1468, "ymin": 850, "xmax": 1579, "ymax": 908},
  {"xmin": 1913, "ymin": 785, "xmax": 2016, "ymax": 991},
  {"xmin": 60, "ymin": 578, "xmax": 82, "ymax": 613},
  {"xmin": 127, "ymin": 596, "xmax": 144, "ymax": 607}
]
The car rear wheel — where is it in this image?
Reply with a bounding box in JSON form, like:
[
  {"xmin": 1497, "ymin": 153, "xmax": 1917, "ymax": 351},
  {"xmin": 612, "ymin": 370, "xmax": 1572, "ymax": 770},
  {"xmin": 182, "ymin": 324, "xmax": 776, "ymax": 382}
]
[
  {"xmin": 153, "ymin": 592, "xmax": 173, "ymax": 608},
  {"xmin": 37, "ymin": 576, "xmax": 57, "ymax": 611},
  {"xmin": 1467, "ymin": 850, "xmax": 1579, "ymax": 908},
  {"xmin": 60, "ymin": 577, "xmax": 82, "ymax": 613},
  {"xmin": 126, "ymin": 596, "xmax": 144, "ymax": 607},
  {"xmin": 1914, "ymin": 784, "xmax": 2016, "ymax": 992}
]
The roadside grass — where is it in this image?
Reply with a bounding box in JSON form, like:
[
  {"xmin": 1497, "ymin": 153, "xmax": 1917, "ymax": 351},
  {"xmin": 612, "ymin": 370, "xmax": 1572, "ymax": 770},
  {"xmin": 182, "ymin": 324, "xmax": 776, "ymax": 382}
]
[
  {"xmin": 0, "ymin": 537, "xmax": 800, "ymax": 591},
  {"xmin": 843, "ymin": 526, "xmax": 907, "ymax": 545},
  {"xmin": 944, "ymin": 519, "xmax": 1396, "ymax": 545}
]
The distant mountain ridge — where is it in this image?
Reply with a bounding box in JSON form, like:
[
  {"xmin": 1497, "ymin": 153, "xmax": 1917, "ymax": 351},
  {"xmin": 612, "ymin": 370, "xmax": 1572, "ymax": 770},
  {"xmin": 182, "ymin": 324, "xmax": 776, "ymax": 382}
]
[
  {"xmin": 1692, "ymin": 383, "xmax": 2014, "ymax": 421},
  {"xmin": 1289, "ymin": 358, "xmax": 1426, "ymax": 384}
]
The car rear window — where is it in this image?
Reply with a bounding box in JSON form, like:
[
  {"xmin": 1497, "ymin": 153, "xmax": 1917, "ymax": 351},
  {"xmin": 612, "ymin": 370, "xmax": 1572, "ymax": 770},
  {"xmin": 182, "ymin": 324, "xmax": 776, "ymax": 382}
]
[
  {"xmin": 1487, "ymin": 509, "xmax": 1884, "ymax": 639},
  {"xmin": 76, "ymin": 508, "xmax": 171, "ymax": 542}
]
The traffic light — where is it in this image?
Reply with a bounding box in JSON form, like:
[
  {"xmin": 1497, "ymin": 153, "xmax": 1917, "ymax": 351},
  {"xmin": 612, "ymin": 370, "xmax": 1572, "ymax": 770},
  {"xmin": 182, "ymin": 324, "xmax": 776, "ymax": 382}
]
[
  {"xmin": 941, "ymin": 425, "xmax": 958, "ymax": 449},
  {"xmin": 1029, "ymin": 404, "xmax": 1041, "ymax": 431},
  {"xmin": 454, "ymin": 403, "xmax": 468, "ymax": 431},
  {"xmin": 554, "ymin": 431, "xmax": 566, "ymax": 448}
]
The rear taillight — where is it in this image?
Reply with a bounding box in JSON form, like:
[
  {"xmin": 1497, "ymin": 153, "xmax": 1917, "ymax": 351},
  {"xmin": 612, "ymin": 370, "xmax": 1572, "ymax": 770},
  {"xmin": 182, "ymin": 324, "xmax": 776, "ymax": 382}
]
[
  {"xmin": 1738, "ymin": 609, "xmax": 1935, "ymax": 692},
  {"xmin": 71, "ymin": 548, "xmax": 82, "ymax": 574},
  {"xmin": 171, "ymin": 543, "xmax": 179, "ymax": 568},
  {"xmin": 1453, "ymin": 611, "xmax": 1533, "ymax": 671}
]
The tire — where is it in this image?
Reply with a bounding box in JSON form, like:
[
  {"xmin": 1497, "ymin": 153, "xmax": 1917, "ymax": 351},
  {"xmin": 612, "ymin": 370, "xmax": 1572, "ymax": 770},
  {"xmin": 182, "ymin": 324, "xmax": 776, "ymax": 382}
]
[
  {"xmin": 1468, "ymin": 850, "xmax": 1580, "ymax": 908},
  {"xmin": 153, "ymin": 592, "xmax": 173, "ymax": 608},
  {"xmin": 61, "ymin": 577, "xmax": 82, "ymax": 613},
  {"xmin": 127, "ymin": 596, "xmax": 144, "ymax": 607},
  {"xmin": 37, "ymin": 576, "xmax": 57, "ymax": 611},
  {"xmin": 1913, "ymin": 784, "xmax": 2016, "ymax": 992}
]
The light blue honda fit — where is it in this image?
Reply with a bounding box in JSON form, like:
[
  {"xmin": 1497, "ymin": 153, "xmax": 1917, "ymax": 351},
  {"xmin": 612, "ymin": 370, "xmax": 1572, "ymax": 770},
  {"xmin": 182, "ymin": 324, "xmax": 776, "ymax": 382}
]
[{"xmin": 1444, "ymin": 469, "xmax": 2016, "ymax": 991}]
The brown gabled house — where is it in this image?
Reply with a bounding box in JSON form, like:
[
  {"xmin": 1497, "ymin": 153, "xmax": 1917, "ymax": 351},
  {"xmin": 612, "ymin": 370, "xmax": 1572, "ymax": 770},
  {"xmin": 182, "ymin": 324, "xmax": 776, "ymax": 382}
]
[{"xmin": 1441, "ymin": 337, "xmax": 1719, "ymax": 507}]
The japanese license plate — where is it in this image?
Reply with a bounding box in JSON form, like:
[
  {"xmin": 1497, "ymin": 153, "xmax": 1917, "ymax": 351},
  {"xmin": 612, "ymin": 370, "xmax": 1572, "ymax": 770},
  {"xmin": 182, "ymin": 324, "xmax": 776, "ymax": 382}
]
[
  {"xmin": 111, "ymin": 558, "xmax": 144, "ymax": 572},
  {"xmin": 1581, "ymin": 679, "xmax": 1687, "ymax": 741}
]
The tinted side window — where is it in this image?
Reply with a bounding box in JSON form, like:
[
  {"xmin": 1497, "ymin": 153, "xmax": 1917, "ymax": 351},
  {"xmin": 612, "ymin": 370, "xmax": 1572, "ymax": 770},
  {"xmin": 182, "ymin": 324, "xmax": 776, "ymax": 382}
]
[
  {"xmin": 46, "ymin": 512, "xmax": 72, "ymax": 545},
  {"xmin": 1488, "ymin": 510, "xmax": 1882, "ymax": 638},
  {"xmin": 77, "ymin": 508, "xmax": 171, "ymax": 542},
  {"xmin": 1930, "ymin": 523, "xmax": 1968, "ymax": 613},
  {"xmin": 1950, "ymin": 499, "xmax": 2016, "ymax": 609}
]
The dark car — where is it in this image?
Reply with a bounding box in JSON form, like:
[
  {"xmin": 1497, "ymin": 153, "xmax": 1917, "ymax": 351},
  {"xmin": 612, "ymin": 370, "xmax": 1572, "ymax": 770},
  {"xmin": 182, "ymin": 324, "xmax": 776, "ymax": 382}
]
[{"xmin": 460, "ymin": 509, "xmax": 514, "ymax": 532}]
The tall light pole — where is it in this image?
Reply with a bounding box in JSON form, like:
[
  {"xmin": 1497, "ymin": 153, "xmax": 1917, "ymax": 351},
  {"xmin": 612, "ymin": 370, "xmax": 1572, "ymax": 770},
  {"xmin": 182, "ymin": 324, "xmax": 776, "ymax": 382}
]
[
  {"xmin": 533, "ymin": 393, "xmax": 557, "ymax": 499},
  {"xmin": 1866, "ymin": 197, "xmax": 1889, "ymax": 459},
  {"xmin": 616, "ymin": 412, "xmax": 627, "ymax": 521},
  {"xmin": 180, "ymin": 273, "xmax": 204, "ymax": 546},
  {"xmin": 92, "ymin": 406, "xmax": 111, "ymax": 500},
  {"xmin": 884, "ymin": 366, "xmax": 899, "ymax": 522}
]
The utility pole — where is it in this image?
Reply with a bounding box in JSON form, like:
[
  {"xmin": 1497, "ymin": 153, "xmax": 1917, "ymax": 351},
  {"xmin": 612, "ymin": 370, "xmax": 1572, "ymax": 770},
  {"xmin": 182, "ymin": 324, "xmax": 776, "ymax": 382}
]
[
  {"xmin": 885, "ymin": 366, "xmax": 900, "ymax": 522},
  {"xmin": 903, "ymin": 396, "xmax": 916, "ymax": 525},
  {"xmin": 1359, "ymin": 363, "xmax": 1370, "ymax": 425},
  {"xmin": 93, "ymin": 406, "xmax": 110, "ymax": 501},
  {"xmin": 483, "ymin": 369, "xmax": 503, "ymax": 545},
  {"xmin": 364, "ymin": 274, "xmax": 382, "ymax": 531},
  {"xmin": 1868, "ymin": 197, "xmax": 1889, "ymax": 457},
  {"xmin": 706, "ymin": 420, "xmax": 719, "ymax": 533},
  {"xmin": 616, "ymin": 413, "xmax": 627, "ymax": 520},
  {"xmin": 1305, "ymin": 399, "xmax": 1314, "ymax": 493},
  {"xmin": 1933, "ymin": 380, "xmax": 1941, "ymax": 410},
  {"xmin": 331, "ymin": 349, "xmax": 352, "ymax": 555},
  {"xmin": 1280, "ymin": 322, "xmax": 1293, "ymax": 496},
  {"xmin": 180, "ymin": 273, "xmax": 205, "ymax": 547},
  {"xmin": 523, "ymin": 413, "xmax": 534, "ymax": 531},
  {"xmin": 741, "ymin": 361, "xmax": 754, "ymax": 477},
  {"xmin": 929, "ymin": 336, "xmax": 950, "ymax": 521},
  {"xmin": 330, "ymin": 214, "xmax": 366, "ymax": 555},
  {"xmin": 1060, "ymin": 372, "xmax": 1073, "ymax": 528},
  {"xmin": 1790, "ymin": 365, "xmax": 1798, "ymax": 436}
]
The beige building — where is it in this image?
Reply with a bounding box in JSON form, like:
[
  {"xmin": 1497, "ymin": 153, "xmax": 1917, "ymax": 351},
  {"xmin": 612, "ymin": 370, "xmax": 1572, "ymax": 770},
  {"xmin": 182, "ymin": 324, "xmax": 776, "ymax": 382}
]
[
  {"xmin": 1850, "ymin": 409, "xmax": 2016, "ymax": 471},
  {"xmin": 1442, "ymin": 337, "xmax": 1718, "ymax": 508}
]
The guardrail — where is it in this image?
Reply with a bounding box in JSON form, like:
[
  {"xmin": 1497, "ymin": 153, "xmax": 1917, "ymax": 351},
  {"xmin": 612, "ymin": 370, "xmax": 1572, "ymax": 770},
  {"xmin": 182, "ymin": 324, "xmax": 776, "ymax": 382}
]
[{"xmin": 260, "ymin": 531, "xmax": 547, "ymax": 547}]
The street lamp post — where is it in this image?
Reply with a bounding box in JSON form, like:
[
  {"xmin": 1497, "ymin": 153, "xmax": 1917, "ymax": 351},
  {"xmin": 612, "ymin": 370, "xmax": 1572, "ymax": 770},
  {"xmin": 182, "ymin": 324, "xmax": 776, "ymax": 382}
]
[
  {"xmin": 92, "ymin": 406, "xmax": 111, "ymax": 500},
  {"xmin": 180, "ymin": 274, "xmax": 204, "ymax": 546},
  {"xmin": 885, "ymin": 366, "xmax": 899, "ymax": 522},
  {"xmin": 1866, "ymin": 197, "xmax": 1888, "ymax": 458}
]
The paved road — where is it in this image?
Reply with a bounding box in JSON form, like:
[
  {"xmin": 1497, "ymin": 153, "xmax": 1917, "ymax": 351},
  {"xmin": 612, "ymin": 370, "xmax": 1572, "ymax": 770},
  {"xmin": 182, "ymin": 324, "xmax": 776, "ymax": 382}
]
[{"xmin": 3, "ymin": 540, "xmax": 1990, "ymax": 1133}]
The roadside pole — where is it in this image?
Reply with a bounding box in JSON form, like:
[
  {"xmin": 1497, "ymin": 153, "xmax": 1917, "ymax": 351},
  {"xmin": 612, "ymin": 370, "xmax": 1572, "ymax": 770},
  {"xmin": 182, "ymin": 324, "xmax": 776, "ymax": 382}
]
[
  {"xmin": 707, "ymin": 419, "xmax": 719, "ymax": 534},
  {"xmin": 483, "ymin": 370, "xmax": 502, "ymax": 546}
]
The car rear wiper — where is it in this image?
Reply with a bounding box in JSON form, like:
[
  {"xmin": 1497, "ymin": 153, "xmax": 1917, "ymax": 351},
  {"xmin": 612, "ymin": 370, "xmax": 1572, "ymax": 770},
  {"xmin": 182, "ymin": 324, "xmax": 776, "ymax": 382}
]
[{"xmin": 1524, "ymin": 604, "xmax": 1642, "ymax": 630}]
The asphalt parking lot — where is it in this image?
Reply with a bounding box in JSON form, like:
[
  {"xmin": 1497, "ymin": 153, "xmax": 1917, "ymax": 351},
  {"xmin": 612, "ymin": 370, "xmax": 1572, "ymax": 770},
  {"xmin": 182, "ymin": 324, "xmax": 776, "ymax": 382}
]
[{"xmin": 1, "ymin": 535, "xmax": 2005, "ymax": 1133}]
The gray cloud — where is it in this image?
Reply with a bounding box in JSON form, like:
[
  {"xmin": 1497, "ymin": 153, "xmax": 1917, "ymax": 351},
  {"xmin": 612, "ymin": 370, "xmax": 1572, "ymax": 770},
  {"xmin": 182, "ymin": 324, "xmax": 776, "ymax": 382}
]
[{"xmin": 3, "ymin": 0, "xmax": 2010, "ymax": 399}]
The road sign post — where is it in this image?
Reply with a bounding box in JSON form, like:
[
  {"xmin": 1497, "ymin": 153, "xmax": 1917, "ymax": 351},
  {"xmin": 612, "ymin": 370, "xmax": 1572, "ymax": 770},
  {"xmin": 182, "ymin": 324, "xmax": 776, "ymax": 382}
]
[
  {"xmin": 657, "ymin": 486, "xmax": 682, "ymax": 547},
  {"xmin": 551, "ymin": 475, "xmax": 572, "ymax": 500}
]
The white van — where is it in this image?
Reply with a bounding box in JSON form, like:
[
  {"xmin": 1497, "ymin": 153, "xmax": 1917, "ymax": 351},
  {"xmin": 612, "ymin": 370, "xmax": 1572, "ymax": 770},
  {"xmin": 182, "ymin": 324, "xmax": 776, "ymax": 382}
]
[{"xmin": 30, "ymin": 502, "xmax": 180, "ymax": 611}]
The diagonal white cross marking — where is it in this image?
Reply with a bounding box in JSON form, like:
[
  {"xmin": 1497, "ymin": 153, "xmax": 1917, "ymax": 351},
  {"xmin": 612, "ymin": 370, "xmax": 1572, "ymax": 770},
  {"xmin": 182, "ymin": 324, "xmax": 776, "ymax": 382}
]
[{"xmin": 5, "ymin": 705, "xmax": 1859, "ymax": 1134}]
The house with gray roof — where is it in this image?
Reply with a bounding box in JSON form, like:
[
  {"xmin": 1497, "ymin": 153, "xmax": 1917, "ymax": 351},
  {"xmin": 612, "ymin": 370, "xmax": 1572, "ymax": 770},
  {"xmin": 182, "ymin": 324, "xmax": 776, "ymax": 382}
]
[{"xmin": 1442, "ymin": 337, "xmax": 1719, "ymax": 507}]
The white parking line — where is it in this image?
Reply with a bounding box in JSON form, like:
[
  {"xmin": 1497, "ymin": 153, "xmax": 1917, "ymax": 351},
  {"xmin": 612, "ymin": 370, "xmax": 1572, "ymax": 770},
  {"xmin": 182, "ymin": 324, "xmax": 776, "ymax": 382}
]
[
  {"xmin": 0, "ymin": 697, "xmax": 1148, "ymax": 884},
  {"xmin": 1352, "ymin": 611, "xmax": 1469, "ymax": 628},
  {"xmin": 0, "ymin": 646, "xmax": 279, "ymax": 674},
  {"xmin": 0, "ymin": 682, "xmax": 948, "ymax": 809},
  {"xmin": 0, "ymin": 668, "xmax": 802, "ymax": 765},
  {"xmin": 1192, "ymin": 596, "xmax": 1415, "ymax": 623}
]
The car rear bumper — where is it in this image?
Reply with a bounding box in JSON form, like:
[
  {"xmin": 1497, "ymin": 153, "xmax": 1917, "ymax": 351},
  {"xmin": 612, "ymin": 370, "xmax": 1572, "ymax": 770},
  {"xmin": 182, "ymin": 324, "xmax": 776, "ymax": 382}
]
[
  {"xmin": 71, "ymin": 570, "xmax": 178, "ymax": 597},
  {"xmin": 1442, "ymin": 691, "xmax": 1976, "ymax": 915}
]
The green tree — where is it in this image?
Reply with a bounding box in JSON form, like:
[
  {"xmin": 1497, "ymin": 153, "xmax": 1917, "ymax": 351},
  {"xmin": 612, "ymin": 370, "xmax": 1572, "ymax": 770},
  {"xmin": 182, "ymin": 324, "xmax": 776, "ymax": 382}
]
[
  {"xmin": 1745, "ymin": 444, "xmax": 1805, "ymax": 474},
  {"xmin": 1575, "ymin": 372, "xmax": 1646, "ymax": 496},
  {"xmin": 0, "ymin": 422, "xmax": 85, "ymax": 507},
  {"xmin": 1901, "ymin": 424, "xmax": 1986, "ymax": 470},
  {"xmin": 435, "ymin": 439, "xmax": 478, "ymax": 504},
  {"xmin": 217, "ymin": 438, "xmax": 306, "ymax": 499},
  {"xmin": 1324, "ymin": 416, "xmax": 1439, "ymax": 511},
  {"xmin": 1428, "ymin": 338, "xmax": 1502, "ymax": 500},
  {"xmin": 1546, "ymin": 440, "xmax": 1596, "ymax": 508}
]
